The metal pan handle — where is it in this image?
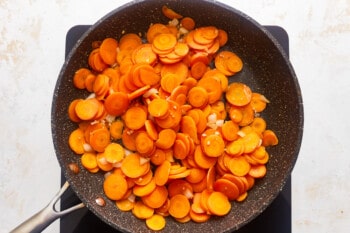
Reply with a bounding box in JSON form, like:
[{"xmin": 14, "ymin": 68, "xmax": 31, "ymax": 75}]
[{"xmin": 10, "ymin": 181, "xmax": 85, "ymax": 233}]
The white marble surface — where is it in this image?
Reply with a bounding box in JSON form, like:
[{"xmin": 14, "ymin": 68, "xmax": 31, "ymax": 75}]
[{"xmin": 1, "ymin": 0, "xmax": 349, "ymax": 232}]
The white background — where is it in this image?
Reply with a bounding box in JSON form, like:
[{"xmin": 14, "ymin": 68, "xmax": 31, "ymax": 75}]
[{"xmin": 1, "ymin": 0, "xmax": 350, "ymax": 232}]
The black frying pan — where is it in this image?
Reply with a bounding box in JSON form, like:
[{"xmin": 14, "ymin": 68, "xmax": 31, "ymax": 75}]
[{"xmin": 13, "ymin": 0, "xmax": 303, "ymax": 232}]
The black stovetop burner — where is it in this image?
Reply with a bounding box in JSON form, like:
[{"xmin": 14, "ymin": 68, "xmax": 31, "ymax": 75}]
[{"xmin": 60, "ymin": 25, "xmax": 291, "ymax": 233}]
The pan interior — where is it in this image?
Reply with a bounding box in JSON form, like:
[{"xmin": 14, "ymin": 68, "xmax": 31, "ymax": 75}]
[{"xmin": 51, "ymin": 0, "xmax": 303, "ymax": 232}]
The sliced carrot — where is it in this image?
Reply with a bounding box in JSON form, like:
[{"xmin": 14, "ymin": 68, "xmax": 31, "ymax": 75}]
[
  {"xmin": 109, "ymin": 120, "xmax": 124, "ymax": 140},
  {"xmin": 121, "ymin": 128, "xmax": 137, "ymax": 151},
  {"xmin": 201, "ymin": 134, "xmax": 225, "ymax": 158},
  {"xmin": 197, "ymin": 74, "xmax": 222, "ymax": 104},
  {"xmin": 161, "ymin": 5, "xmax": 183, "ymax": 19},
  {"xmin": 103, "ymin": 173, "xmax": 128, "ymax": 201},
  {"xmin": 68, "ymin": 128, "xmax": 86, "ymax": 154},
  {"xmin": 99, "ymin": 37, "xmax": 118, "ymax": 65},
  {"xmin": 142, "ymin": 185, "xmax": 168, "ymax": 209},
  {"xmin": 186, "ymin": 167, "xmax": 206, "ymax": 184},
  {"xmin": 221, "ymin": 120, "xmax": 239, "ymax": 141},
  {"xmin": 116, "ymin": 198, "xmax": 135, "ymax": 212},
  {"xmin": 250, "ymin": 117, "xmax": 267, "ymax": 134},
  {"xmin": 215, "ymin": 50, "xmax": 243, "ymax": 76},
  {"xmin": 73, "ymin": 68, "xmax": 91, "ymax": 89},
  {"xmin": 213, "ymin": 178, "xmax": 240, "ymax": 201},
  {"xmin": 104, "ymin": 91, "xmax": 130, "ymax": 116},
  {"xmin": 118, "ymin": 33, "xmax": 142, "ymax": 51},
  {"xmin": 148, "ymin": 98, "xmax": 169, "ymax": 118},
  {"xmin": 132, "ymin": 200, "xmax": 154, "ymax": 219},
  {"xmin": 187, "ymin": 86, "xmax": 209, "ymax": 108},
  {"xmin": 89, "ymin": 127, "xmax": 111, "ymax": 153},
  {"xmin": 226, "ymin": 82, "xmax": 252, "ymax": 107},
  {"xmin": 250, "ymin": 92, "xmax": 269, "ymax": 112},
  {"xmin": 81, "ymin": 152, "xmax": 98, "ymax": 170},
  {"xmin": 207, "ymin": 191, "xmax": 231, "ymax": 216},
  {"xmin": 241, "ymin": 131, "xmax": 262, "ymax": 154},
  {"xmin": 132, "ymin": 43, "xmax": 157, "ymax": 65},
  {"xmin": 249, "ymin": 164, "xmax": 267, "ymax": 178},
  {"xmin": 155, "ymin": 128, "xmax": 177, "ymax": 150},
  {"xmin": 121, "ymin": 153, "xmax": 150, "ymax": 178},
  {"xmin": 96, "ymin": 153, "xmax": 114, "ymax": 172},
  {"xmin": 181, "ymin": 16, "xmax": 195, "ymax": 30},
  {"xmin": 134, "ymin": 169, "xmax": 153, "ymax": 186},
  {"xmin": 104, "ymin": 142, "xmax": 125, "ymax": 164},
  {"xmin": 146, "ymin": 214, "xmax": 166, "ymax": 231},
  {"xmin": 190, "ymin": 61, "xmax": 208, "ymax": 79},
  {"xmin": 168, "ymin": 194, "xmax": 191, "ymax": 219},
  {"xmin": 146, "ymin": 23, "xmax": 171, "ymax": 43},
  {"xmin": 193, "ymin": 26, "xmax": 219, "ymax": 45},
  {"xmin": 154, "ymin": 100, "xmax": 181, "ymax": 129},
  {"xmin": 262, "ymin": 129, "xmax": 279, "ymax": 146},
  {"xmin": 150, "ymin": 148, "xmax": 166, "ymax": 166},
  {"xmin": 74, "ymin": 98, "xmax": 101, "ymax": 121},
  {"xmin": 123, "ymin": 106, "xmax": 147, "ymax": 130},
  {"xmin": 228, "ymin": 157, "xmax": 251, "ymax": 177},
  {"xmin": 133, "ymin": 178, "xmax": 156, "ymax": 197},
  {"xmin": 152, "ymin": 33, "xmax": 177, "ymax": 54},
  {"xmin": 193, "ymin": 145, "xmax": 217, "ymax": 169},
  {"xmin": 135, "ymin": 131, "xmax": 154, "ymax": 155},
  {"xmin": 217, "ymin": 29, "xmax": 228, "ymax": 47}
]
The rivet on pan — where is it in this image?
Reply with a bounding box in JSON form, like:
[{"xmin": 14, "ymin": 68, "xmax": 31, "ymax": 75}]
[
  {"xmin": 68, "ymin": 163, "xmax": 80, "ymax": 174},
  {"xmin": 95, "ymin": 197, "xmax": 106, "ymax": 207}
]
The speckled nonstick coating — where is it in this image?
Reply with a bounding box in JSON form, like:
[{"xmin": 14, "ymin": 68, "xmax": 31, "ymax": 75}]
[{"xmin": 51, "ymin": 0, "xmax": 303, "ymax": 232}]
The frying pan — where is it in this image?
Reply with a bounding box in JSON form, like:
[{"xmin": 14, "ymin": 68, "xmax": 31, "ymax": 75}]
[{"xmin": 11, "ymin": 0, "xmax": 303, "ymax": 232}]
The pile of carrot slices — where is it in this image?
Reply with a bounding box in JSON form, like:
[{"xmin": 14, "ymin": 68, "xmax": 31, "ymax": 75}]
[{"xmin": 67, "ymin": 6, "xmax": 279, "ymax": 231}]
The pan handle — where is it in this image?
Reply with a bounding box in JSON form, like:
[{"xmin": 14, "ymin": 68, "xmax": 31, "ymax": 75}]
[{"xmin": 10, "ymin": 181, "xmax": 85, "ymax": 233}]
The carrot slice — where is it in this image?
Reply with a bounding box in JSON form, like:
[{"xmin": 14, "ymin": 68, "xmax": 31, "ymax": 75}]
[
  {"xmin": 135, "ymin": 131, "xmax": 154, "ymax": 155},
  {"xmin": 133, "ymin": 178, "xmax": 156, "ymax": 197},
  {"xmin": 104, "ymin": 91, "xmax": 130, "ymax": 116},
  {"xmin": 99, "ymin": 37, "xmax": 118, "ymax": 65},
  {"xmin": 146, "ymin": 23, "xmax": 171, "ymax": 43},
  {"xmin": 132, "ymin": 43, "xmax": 158, "ymax": 65},
  {"xmin": 121, "ymin": 153, "xmax": 150, "ymax": 178},
  {"xmin": 123, "ymin": 106, "xmax": 147, "ymax": 130},
  {"xmin": 152, "ymin": 33, "xmax": 177, "ymax": 54},
  {"xmin": 197, "ymin": 75, "xmax": 222, "ymax": 104},
  {"xmin": 168, "ymin": 194, "xmax": 191, "ymax": 219},
  {"xmin": 116, "ymin": 198, "xmax": 135, "ymax": 212},
  {"xmin": 74, "ymin": 98, "xmax": 101, "ymax": 121},
  {"xmin": 118, "ymin": 33, "xmax": 142, "ymax": 51},
  {"xmin": 187, "ymin": 86, "xmax": 209, "ymax": 108},
  {"xmin": 193, "ymin": 145, "xmax": 217, "ymax": 169},
  {"xmin": 201, "ymin": 134, "xmax": 225, "ymax": 157},
  {"xmin": 142, "ymin": 185, "xmax": 168, "ymax": 209},
  {"xmin": 228, "ymin": 157, "xmax": 251, "ymax": 177},
  {"xmin": 81, "ymin": 152, "xmax": 98, "ymax": 170},
  {"xmin": 146, "ymin": 214, "xmax": 166, "ymax": 231},
  {"xmin": 109, "ymin": 120, "xmax": 124, "ymax": 140},
  {"xmin": 89, "ymin": 127, "xmax": 110, "ymax": 153},
  {"xmin": 249, "ymin": 164, "xmax": 267, "ymax": 178},
  {"xmin": 186, "ymin": 167, "xmax": 206, "ymax": 184},
  {"xmin": 213, "ymin": 178, "xmax": 240, "ymax": 201},
  {"xmin": 103, "ymin": 173, "xmax": 128, "ymax": 201},
  {"xmin": 155, "ymin": 128, "xmax": 177, "ymax": 150},
  {"xmin": 226, "ymin": 82, "xmax": 252, "ymax": 107},
  {"xmin": 103, "ymin": 142, "xmax": 125, "ymax": 164},
  {"xmin": 68, "ymin": 128, "xmax": 86, "ymax": 154},
  {"xmin": 162, "ymin": 5, "xmax": 183, "ymax": 19},
  {"xmin": 132, "ymin": 200, "xmax": 154, "ymax": 219},
  {"xmin": 148, "ymin": 98, "xmax": 169, "ymax": 118},
  {"xmin": 181, "ymin": 16, "xmax": 195, "ymax": 30},
  {"xmin": 73, "ymin": 68, "xmax": 91, "ymax": 89},
  {"xmin": 262, "ymin": 129, "xmax": 279, "ymax": 146},
  {"xmin": 207, "ymin": 191, "xmax": 231, "ymax": 216}
]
